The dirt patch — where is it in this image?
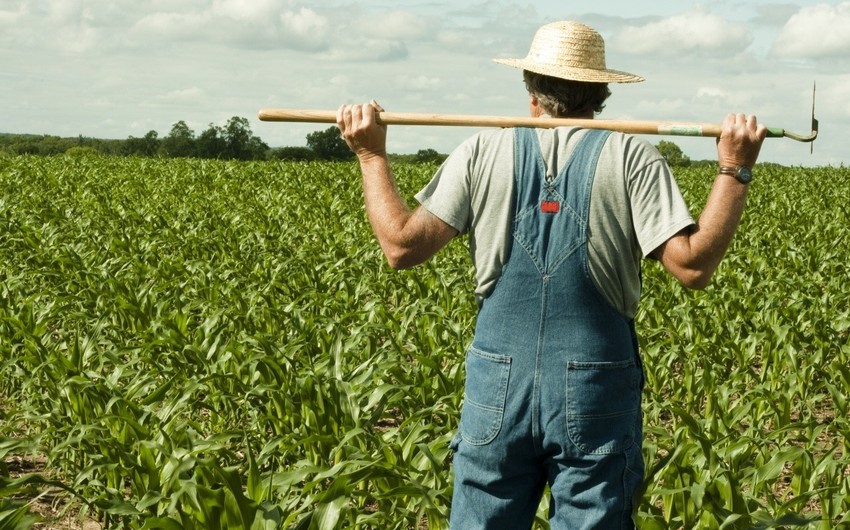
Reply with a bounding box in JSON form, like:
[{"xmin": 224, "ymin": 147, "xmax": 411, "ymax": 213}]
[{"xmin": 4, "ymin": 454, "xmax": 101, "ymax": 530}]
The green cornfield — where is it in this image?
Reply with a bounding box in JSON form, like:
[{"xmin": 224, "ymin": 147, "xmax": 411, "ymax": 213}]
[{"xmin": 0, "ymin": 152, "xmax": 848, "ymax": 529}]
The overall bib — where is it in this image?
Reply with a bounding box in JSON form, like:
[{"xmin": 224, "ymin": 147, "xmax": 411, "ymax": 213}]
[{"xmin": 449, "ymin": 128, "xmax": 645, "ymax": 529}]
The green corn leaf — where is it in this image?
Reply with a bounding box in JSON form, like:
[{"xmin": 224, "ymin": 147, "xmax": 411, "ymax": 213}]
[{"xmin": 753, "ymin": 446, "xmax": 806, "ymax": 484}]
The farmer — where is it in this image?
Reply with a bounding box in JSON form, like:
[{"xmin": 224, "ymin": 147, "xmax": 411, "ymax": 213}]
[{"xmin": 337, "ymin": 20, "xmax": 766, "ymax": 530}]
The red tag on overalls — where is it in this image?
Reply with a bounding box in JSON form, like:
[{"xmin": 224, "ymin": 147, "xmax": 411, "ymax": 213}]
[{"xmin": 541, "ymin": 200, "xmax": 560, "ymax": 214}]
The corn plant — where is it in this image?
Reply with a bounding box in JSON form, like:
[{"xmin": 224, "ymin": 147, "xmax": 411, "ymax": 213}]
[{"xmin": 1, "ymin": 152, "xmax": 848, "ymax": 529}]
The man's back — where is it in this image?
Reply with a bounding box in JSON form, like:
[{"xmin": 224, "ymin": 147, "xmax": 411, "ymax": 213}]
[{"xmin": 416, "ymin": 126, "xmax": 694, "ymax": 316}]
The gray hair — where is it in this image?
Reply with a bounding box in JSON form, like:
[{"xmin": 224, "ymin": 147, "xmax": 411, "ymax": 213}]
[{"xmin": 523, "ymin": 70, "xmax": 612, "ymax": 117}]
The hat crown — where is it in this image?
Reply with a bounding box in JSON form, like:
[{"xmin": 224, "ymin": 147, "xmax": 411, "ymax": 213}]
[
  {"xmin": 529, "ymin": 22, "xmax": 607, "ymax": 71},
  {"xmin": 493, "ymin": 20, "xmax": 643, "ymax": 84}
]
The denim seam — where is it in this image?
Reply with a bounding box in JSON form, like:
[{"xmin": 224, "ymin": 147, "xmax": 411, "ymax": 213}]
[{"xmin": 531, "ymin": 274, "xmax": 548, "ymax": 453}]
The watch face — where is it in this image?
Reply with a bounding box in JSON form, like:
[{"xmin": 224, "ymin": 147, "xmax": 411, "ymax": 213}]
[{"xmin": 737, "ymin": 166, "xmax": 753, "ymax": 183}]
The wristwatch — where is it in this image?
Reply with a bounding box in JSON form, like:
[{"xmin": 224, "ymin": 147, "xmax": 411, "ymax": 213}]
[{"xmin": 718, "ymin": 165, "xmax": 753, "ymax": 184}]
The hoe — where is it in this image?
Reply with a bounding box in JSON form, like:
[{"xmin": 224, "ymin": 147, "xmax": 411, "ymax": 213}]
[{"xmin": 259, "ymin": 84, "xmax": 818, "ymax": 149}]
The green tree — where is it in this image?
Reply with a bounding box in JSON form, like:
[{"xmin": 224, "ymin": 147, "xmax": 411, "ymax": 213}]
[
  {"xmin": 23, "ymin": 135, "xmax": 72, "ymax": 155},
  {"xmin": 223, "ymin": 117, "xmax": 251, "ymax": 160},
  {"xmin": 160, "ymin": 121, "xmax": 196, "ymax": 158},
  {"xmin": 64, "ymin": 146, "xmax": 101, "ymax": 158},
  {"xmin": 124, "ymin": 130, "xmax": 160, "ymax": 157},
  {"xmin": 656, "ymin": 140, "xmax": 691, "ymax": 167},
  {"xmin": 306, "ymin": 126, "xmax": 353, "ymax": 160},
  {"xmin": 271, "ymin": 146, "xmax": 316, "ymax": 161},
  {"xmin": 414, "ymin": 148, "xmax": 447, "ymax": 164},
  {"xmin": 222, "ymin": 116, "xmax": 268, "ymax": 160},
  {"xmin": 197, "ymin": 124, "xmax": 226, "ymax": 159}
]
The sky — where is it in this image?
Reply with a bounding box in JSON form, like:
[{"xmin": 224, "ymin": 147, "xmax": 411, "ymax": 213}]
[{"xmin": 1, "ymin": 0, "xmax": 848, "ymax": 167}]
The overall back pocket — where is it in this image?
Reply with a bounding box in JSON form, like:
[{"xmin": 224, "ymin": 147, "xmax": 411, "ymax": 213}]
[
  {"xmin": 566, "ymin": 359, "xmax": 641, "ymax": 454},
  {"xmin": 459, "ymin": 347, "xmax": 512, "ymax": 446}
]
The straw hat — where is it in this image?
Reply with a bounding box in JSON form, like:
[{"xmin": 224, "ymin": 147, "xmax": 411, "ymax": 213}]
[{"xmin": 494, "ymin": 21, "xmax": 644, "ymax": 83}]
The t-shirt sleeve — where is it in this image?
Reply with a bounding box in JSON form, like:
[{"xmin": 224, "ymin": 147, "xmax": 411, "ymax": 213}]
[
  {"xmin": 627, "ymin": 140, "xmax": 695, "ymax": 257},
  {"xmin": 414, "ymin": 135, "xmax": 478, "ymax": 234}
]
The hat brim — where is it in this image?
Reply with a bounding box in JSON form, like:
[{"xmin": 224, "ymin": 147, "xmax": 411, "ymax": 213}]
[{"xmin": 494, "ymin": 57, "xmax": 644, "ymax": 84}]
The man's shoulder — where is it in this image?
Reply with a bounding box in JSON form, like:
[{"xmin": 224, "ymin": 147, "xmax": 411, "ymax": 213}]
[
  {"xmin": 603, "ymin": 131, "xmax": 664, "ymax": 159},
  {"xmin": 448, "ymin": 128, "xmax": 515, "ymax": 164},
  {"xmin": 471, "ymin": 127, "xmax": 516, "ymax": 145}
]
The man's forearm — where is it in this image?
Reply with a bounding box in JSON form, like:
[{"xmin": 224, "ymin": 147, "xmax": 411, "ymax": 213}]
[
  {"xmin": 687, "ymin": 174, "xmax": 749, "ymax": 274},
  {"xmin": 655, "ymin": 173, "xmax": 750, "ymax": 289},
  {"xmin": 358, "ymin": 154, "xmax": 414, "ymax": 258},
  {"xmin": 337, "ymin": 101, "xmax": 458, "ymax": 269},
  {"xmin": 655, "ymin": 113, "xmax": 765, "ymax": 289},
  {"xmin": 358, "ymin": 154, "xmax": 458, "ymax": 269}
]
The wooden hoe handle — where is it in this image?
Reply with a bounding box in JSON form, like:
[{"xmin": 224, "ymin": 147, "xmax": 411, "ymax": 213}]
[{"xmin": 257, "ymin": 108, "xmax": 817, "ymax": 142}]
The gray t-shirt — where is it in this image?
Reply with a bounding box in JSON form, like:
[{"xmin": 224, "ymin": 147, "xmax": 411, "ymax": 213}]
[{"xmin": 415, "ymin": 126, "xmax": 695, "ymax": 318}]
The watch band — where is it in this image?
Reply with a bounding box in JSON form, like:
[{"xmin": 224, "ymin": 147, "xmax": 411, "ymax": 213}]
[{"xmin": 718, "ymin": 165, "xmax": 752, "ymax": 184}]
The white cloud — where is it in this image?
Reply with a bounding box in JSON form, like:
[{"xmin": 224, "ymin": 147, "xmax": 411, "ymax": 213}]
[
  {"xmin": 160, "ymin": 87, "xmax": 206, "ymax": 102},
  {"xmin": 43, "ymin": 0, "xmax": 82, "ymax": 23},
  {"xmin": 0, "ymin": 2, "xmax": 27, "ymax": 25},
  {"xmin": 212, "ymin": 0, "xmax": 279, "ymax": 22},
  {"xmin": 436, "ymin": 30, "xmax": 470, "ymax": 50},
  {"xmin": 692, "ymin": 84, "xmax": 758, "ymax": 110},
  {"xmin": 326, "ymin": 37, "xmax": 408, "ymax": 62},
  {"xmin": 279, "ymin": 7, "xmax": 329, "ymax": 50},
  {"xmin": 0, "ymin": 0, "xmax": 99, "ymax": 51},
  {"xmin": 772, "ymin": 2, "xmax": 850, "ymax": 59},
  {"xmin": 281, "ymin": 7, "xmax": 325, "ymax": 33},
  {"xmin": 632, "ymin": 97, "xmax": 690, "ymax": 117},
  {"xmin": 396, "ymin": 75, "xmax": 442, "ymax": 92},
  {"xmin": 612, "ymin": 9, "xmax": 751, "ymax": 57},
  {"xmin": 695, "ymin": 87, "xmax": 730, "ymax": 100},
  {"xmin": 354, "ymin": 10, "xmax": 428, "ymax": 40},
  {"xmin": 1, "ymin": 1, "xmax": 331, "ymax": 53},
  {"xmin": 820, "ymin": 74, "xmax": 850, "ymax": 119},
  {"xmin": 329, "ymin": 74, "xmax": 349, "ymax": 86},
  {"xmin": 61, "ymin": 25, "xmax": 100, "ymax": 53},
  {"xmin": 132, "ymin": 11, "xmax": 209, "ymax": 41}
]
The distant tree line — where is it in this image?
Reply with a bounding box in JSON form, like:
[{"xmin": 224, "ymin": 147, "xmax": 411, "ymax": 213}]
[
  {"xmin": 0, "ymin": 116, "xmax": 268, "ymax": 160},
  {"xmin": 268, "ymin": 127, "xmax": 449, "ymax": 165},
  {"xmin": 3, "ymin": 123, "xmax": 703, "ymax": 167},
  {"xmin": 0, "ymin": 120, "xmax": 451, "ymax": 164},
  {"xmin": 140, "ymin": 117, "xmax": 270, "ymax": 160}
]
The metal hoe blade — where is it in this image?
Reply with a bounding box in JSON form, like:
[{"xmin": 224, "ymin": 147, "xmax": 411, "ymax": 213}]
[{"xmin": 769, "ymin": 82, "xmax": 818, "ymax": 151}]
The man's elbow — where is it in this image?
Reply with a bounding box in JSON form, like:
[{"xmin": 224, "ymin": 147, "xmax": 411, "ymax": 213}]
[
  {"xmin": 656, "ymin": 235, "xmax": 724, "ymax": 290},
  {"xmin": 675, "ymin": 268, "xmax": 714, "ymax": 290},
  {"xmin": 383, "ymin": 246, "xmax": 422, "ymax": 270},
  {"xmin": 385, "ymin": 254, "xmax": 416, "ymax": 270}
]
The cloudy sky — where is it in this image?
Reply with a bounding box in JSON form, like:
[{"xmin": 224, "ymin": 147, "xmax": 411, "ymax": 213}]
[{"xmin": 1, "ymin": 0, "xmax": 847, "ymax": 166}]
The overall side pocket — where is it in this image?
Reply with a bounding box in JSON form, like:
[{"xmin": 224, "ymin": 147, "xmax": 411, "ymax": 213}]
[{"xmin": 459, "ymin": 346, "xmax": 511, "ymax": 446}]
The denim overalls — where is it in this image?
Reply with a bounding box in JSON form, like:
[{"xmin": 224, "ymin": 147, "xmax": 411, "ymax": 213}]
[{"xmin": 449, "ymin": 128, "xmax": 645, "ymax": 529}]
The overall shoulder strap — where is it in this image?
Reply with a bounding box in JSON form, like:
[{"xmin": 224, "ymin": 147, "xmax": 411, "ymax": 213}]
[
  {"xmin": 557, "ymin": 129, "xmax": 611, "ymax": 219},
  {"xmin": 512, "ymin": 127, "xmax": 547, "ymax": 216}
]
